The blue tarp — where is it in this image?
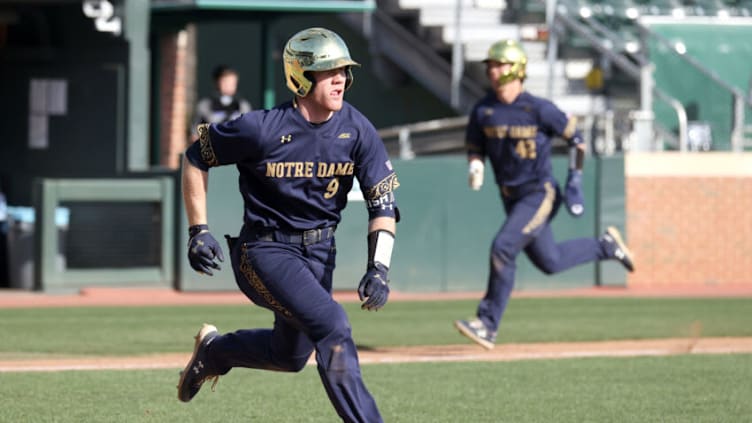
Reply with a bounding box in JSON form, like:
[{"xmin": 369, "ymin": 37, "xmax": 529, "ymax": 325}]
[{"xmin": 6, "ymin": 207, "xmax": 70, "ymax": 227}]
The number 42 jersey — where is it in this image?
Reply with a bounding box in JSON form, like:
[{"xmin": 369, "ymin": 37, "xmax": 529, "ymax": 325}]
[{"xmin": 465, "ymin": 91, "xmax": 581, "ymax": 188}]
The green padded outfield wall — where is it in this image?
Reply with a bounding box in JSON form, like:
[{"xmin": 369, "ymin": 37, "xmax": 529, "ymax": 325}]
[
  {"xmin": 595, "ymin": 155, "xmax": 628, "ymax": 287},
  {"xmin": 646, "ymin": 23, "xmax": 752, "ymax": 151},
  {"xmin": 179, "ymin": 155, "xmax": 627, "ymax": 292}
]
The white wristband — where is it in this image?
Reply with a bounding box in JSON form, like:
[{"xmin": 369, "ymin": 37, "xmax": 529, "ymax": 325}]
[
  {"xmin": 373, "ymin": 231, "xmax": 395, "ymax": 269},
  {"xmin": 468, "ymin": 159, "xmax": 484, "ymax": 191}
]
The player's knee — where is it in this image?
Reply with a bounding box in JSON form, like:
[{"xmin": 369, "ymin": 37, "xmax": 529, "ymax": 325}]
[
  {"xmin": 328, "ymin": 344, "xmax": 349, "ymax": 381},
  {"xmin": 492, "ymin": 237, "xmax": 518, "ymax": 260},
  {"xmin": 529, "ymin": 252, "xmax": 561, "ymax": 275},
  {"xmin": 491, "ymin": 249, "xmax": 514, "ymax": 271},
  {"xmin": 539, "ymin": 267, "xmax": 555, "ymax": 275},
  {"xmin": 536, "ymin": 263, "xmax": 556, "ymax": 275},
  {"xmin": 320, "ymin": 342, "xmax": 359, "ymax": 385},
  {"xmin": 315, "ymin": 323, "xmax": 357, "ymax": 374},
  {"xmin": 274, "ymin": 354, "xmax": 309, "ymax": 373}
]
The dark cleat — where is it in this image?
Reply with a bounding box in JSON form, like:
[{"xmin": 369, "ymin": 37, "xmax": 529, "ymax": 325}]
[
  {"xmin": 601, "ymin": 226, "xmax": 635, "ymax": 272},
  {"xmin": 454, "ymin": 318, "xmax": 496, "ymax": 350}
]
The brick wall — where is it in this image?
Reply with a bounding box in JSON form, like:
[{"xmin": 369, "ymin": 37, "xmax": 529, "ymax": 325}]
[
  {"xmin": 158, "ymin": 27, "xmax": 195, "ymax": 170},
  {"xmin": 625, "ymin": 153, "xmax": 752, "ymax": 287}
]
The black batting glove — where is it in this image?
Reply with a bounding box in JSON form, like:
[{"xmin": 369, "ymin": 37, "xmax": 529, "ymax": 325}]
[
  {"xmin": 357, "ymin": 262, "xmax": 390, "ymax": 311},
  {"xmin": 187, "ymin": 224, "xmax": 225, "ymax": 276}
]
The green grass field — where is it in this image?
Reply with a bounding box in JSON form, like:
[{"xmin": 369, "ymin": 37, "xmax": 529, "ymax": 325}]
[{"xmin": 1, "ymin": 297, "xmax": 751, "ymax": 422}]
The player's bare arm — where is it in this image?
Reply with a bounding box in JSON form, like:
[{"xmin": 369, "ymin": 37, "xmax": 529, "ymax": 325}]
[
  {"xmin": 181, "ymin": 154, "xmax": 224, "ymax": 275},
  {"xmin": 368, "ymin": 216, "xmax": 396, "ymax": 235},
  {"xmin": 181, "ymin": 154, "xmax": 209, "ymax": 226}
]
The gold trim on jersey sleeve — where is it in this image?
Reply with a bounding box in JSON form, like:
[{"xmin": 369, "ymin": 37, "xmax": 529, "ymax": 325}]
[
  {"xmin": 197, "ymin": 124, "xmax": 219, "ymax": 167},
  {"xmin": 562, "ymin": 116, "xmax": 578, "ymax": 139},
  {"xmin": 366, "ymin": 173, "xmax": 400, "ymax": 200}
]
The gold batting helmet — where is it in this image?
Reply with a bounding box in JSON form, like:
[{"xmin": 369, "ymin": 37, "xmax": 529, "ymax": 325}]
[
  {"xmin": 283, "ymin": 27, "xmax": 360, "ymax": 97},
  {"xmin": 483, "ymin": 39, "xmax": 527, "ymax": 84}
]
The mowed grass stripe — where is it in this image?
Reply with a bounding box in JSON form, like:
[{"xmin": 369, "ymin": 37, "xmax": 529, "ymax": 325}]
[
  {"xmin": 1, "ymin": 354, "xmax": 750, "ymax": 422},
  {"xmin": 1, "ymin": 297, "xmax": 751, "ymax": 357}
]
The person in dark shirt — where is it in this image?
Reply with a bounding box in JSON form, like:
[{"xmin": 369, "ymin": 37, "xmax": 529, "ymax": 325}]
[
  {"xmin": 455, "ymin": 39, "xmax": 635, "ymax": 350},
  {"xmin": 177, "ymin": 27, "xmax": 399, "ymax": 423},
  {"xmin": 191, "ymin": 65, "xmax": 252, "ymax": 138}
]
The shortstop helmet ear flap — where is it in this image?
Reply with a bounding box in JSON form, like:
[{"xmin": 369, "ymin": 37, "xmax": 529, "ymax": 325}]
[
  {"xmin": 283, "ymin": 27, "xmax": 361, "ymax": 97},
  {"xmin": 483, "ymin": 39, "xmax": 527, "ymax": 85}
]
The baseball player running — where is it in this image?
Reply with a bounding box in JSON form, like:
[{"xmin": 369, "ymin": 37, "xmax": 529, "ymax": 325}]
[
  {"xmin": 177, "ymin": 27, "xmax": 399, "ymax": 423},
  {"xmin": 455, "ymin": 39, "xmax": 634, "ymax": 350}
]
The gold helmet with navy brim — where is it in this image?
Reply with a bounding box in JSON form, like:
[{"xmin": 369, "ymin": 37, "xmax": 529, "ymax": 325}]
[
  {"xmin": 283, "ymin": 27, "xmax": 360, "ymax": 97},
  {"xmin": 484, "ymin": 39, "xmax": 527, "ymax": 84}
]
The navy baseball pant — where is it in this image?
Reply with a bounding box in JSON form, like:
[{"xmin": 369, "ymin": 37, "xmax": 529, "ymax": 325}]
[
  {"xmin": 204, "ymin": 231, "xmax": 382, "ymax": 423},
  {"xmin": 477, "ymin": 180, "xmax": 612, "ymax": 332}
]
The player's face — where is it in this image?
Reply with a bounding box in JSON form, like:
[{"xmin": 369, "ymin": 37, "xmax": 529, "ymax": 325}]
[
  {"xmin": 486, "ymin": 60, "xmax": 522, "ymax": 102},
  {"xmin": 486, "ymin": 61, "xmax": 513, "ymax": 87},
  {"xmin": 217, "ymin": 73, "xmax": 238, "ymax": 96},
  {"xmin": 310, "ymin": 67, "xmax": 347, "ymax": 112}
]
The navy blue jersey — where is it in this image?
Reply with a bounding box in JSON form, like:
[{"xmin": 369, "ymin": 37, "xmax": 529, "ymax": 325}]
[
  {"xmin": 186, "ymin": 100, "xmax": 399, "ymax": 231},
  {"xmin": 466, "ymin": 91, "xmax": 581, "ymax": 187}
]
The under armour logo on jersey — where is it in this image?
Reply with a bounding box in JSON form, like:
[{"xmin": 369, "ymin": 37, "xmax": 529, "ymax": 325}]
[
  {"xmin": 280, "ymin": 134, "xmax": 292, "ymax": 143},
  {"xmin": 483, "ymin": 108, "xmax": 494, "ymax": 116},
  {"xmin": 337, "ymin": 132, "xmax": 352, "ymax": 139}
]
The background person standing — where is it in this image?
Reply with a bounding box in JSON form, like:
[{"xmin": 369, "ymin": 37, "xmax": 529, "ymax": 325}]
[{"xmin": 190, "ymin": 64, "xmax": 252, "ymax": 139}]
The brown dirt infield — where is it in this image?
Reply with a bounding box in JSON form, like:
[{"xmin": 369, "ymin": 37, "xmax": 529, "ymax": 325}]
[
  {"xmin": 2, "ymin": 338, "xmax": 752, "ymax": 373},
  {"xmin": 2, "ymin": 285, "xmax": 752, "ymax": 372}
]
